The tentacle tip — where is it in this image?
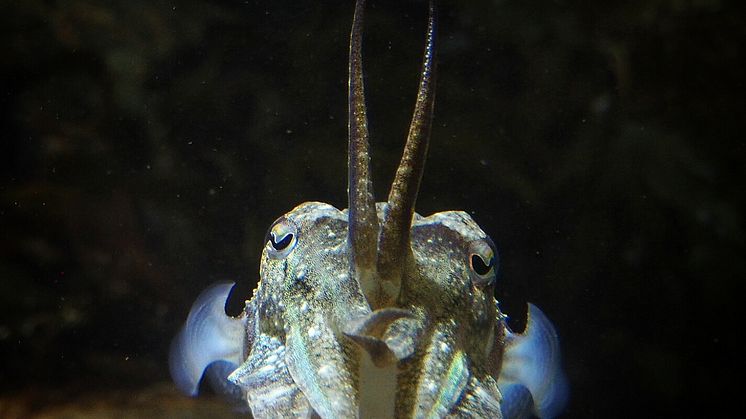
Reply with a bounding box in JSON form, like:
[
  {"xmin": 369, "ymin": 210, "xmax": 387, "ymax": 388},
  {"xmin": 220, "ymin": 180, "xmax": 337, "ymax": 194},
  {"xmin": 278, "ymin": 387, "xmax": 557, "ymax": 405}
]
[{"xmin": 344, "ymin": 332, "xmax": 398, "ymax": 367}]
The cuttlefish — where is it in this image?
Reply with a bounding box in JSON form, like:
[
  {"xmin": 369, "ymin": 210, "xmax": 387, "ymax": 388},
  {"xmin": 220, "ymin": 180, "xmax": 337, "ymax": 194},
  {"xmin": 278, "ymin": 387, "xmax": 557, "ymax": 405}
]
[{"xmin": 169, "ymin": 1, "xmax": 568, "ymax": 417}]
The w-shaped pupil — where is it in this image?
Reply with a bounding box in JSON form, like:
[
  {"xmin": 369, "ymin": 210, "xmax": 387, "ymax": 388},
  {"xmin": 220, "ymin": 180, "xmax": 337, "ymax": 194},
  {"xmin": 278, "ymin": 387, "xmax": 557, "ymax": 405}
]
[
  {"xmin": 471, "ymin": 254, "xmax": 493, "ymax": 276},
  {"xmin": 271, "ymin": 233, "xmax": 293, "ymax": 250}
]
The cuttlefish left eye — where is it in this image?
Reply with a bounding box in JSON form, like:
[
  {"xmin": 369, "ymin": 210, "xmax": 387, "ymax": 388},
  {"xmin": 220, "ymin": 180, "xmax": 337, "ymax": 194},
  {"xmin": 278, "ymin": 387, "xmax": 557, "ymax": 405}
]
[
  {"xmin": 468, "ymin": 238, "xmax": 498, "ymax": 287},
  {"xmin": 265, "ymin": 217, "xmax": 298, "ymax": 259}
]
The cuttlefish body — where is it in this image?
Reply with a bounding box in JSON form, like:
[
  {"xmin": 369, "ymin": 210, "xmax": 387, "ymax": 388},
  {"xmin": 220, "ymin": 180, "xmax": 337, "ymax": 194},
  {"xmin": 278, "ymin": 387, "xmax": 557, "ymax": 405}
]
[{"xmin": 169, "ymin": 1, "xmax": 568, "ymax": 417}]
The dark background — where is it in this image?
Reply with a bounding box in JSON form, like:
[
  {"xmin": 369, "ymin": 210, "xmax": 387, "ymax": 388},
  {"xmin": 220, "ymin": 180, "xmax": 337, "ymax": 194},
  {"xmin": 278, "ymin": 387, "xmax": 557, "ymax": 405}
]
[{"xmin": 1, "ymin": 0, "xmax": 742, "ymax": 417}]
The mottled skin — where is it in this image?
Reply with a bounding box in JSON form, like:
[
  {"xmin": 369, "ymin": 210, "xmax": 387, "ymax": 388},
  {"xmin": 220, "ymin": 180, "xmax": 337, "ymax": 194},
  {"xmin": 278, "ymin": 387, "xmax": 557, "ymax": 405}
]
[
  {"xmin": 229, "ymin": 202, "xmax": 508, "ymax": 418},
  {"xmin": 169, "ymin": 0, "xmax": 567, "ymax": 417}
]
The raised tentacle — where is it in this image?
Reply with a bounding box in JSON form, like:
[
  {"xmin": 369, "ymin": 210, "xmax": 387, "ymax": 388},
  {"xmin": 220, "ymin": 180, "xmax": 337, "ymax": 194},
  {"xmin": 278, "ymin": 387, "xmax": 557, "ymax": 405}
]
[
  {"xmin": 378, "ymin": 0, "xmax": 437, "ymax": 305},
  {"xmin": 347, "ymin": 0, "xmax": 382, "ymax": 308}
]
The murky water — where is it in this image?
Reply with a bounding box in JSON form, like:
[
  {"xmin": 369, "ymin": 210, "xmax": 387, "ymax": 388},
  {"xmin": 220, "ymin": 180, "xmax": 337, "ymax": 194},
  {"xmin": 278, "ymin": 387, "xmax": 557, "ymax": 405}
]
[{"xmin": 1, "ymin": 1, "xmax": 740, "ymax": 417}]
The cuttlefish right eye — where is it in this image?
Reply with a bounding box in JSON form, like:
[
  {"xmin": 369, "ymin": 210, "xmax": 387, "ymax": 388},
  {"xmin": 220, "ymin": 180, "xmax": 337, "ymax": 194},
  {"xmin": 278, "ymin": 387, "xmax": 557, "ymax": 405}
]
[
  {"xmin": 264, "ymin": 217, "xmax": 298, "ymax": 259},
  {"xmin": 468, "ymin": 238, "xmax": 498, "ymax": 287}
]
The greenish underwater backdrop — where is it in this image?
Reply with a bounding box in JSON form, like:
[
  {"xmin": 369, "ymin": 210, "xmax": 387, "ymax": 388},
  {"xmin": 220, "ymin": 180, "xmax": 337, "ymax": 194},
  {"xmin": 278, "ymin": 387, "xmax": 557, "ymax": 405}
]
[{"xmin": 1, "ymin": 0, "xmax": 742, "ymax": 417}]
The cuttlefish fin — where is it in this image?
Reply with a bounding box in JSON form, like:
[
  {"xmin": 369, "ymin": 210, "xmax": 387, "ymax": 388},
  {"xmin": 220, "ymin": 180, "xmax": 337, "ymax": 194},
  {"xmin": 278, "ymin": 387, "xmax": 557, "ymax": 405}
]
[
  {"xmin": 498, "ymin": 304, "xmax": 568, "ymax": 418},
  {"xmin": 498, "ymin": 383, "xmax": 534, "ymax": 419},
  {"xmin": 169, "ymin": 282, "xmax": 249, "ymax": 397}
]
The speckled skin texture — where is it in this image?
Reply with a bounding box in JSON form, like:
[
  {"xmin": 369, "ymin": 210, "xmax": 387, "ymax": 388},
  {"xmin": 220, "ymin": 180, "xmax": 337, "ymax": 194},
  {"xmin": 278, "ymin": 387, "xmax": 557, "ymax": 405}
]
[{"xmin": 223, "ymin": 201, "xmax": 512, "ymax": 417}]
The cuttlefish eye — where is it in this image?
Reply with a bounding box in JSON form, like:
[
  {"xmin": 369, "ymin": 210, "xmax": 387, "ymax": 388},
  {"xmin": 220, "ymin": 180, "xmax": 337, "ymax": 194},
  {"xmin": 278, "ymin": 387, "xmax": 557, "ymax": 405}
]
[
  {"xmin": 468, "ymin": 239, "xmax": 498, "ymax": 287},
  {"xmin": 265, "ymin": 217, "xmax": 298, "ymax": 259}
]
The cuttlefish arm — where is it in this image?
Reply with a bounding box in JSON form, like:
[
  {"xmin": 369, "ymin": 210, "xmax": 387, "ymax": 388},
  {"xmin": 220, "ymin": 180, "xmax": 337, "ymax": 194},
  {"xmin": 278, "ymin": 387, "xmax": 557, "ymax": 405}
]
[
  {"xmin": 228, "ymin": 333, "xmax": 314, "ymax": 418},
  {"xmin": 169, "ymin": 282, "xmax": 251, "ymax": 397},
  {"xmin": 402, "ymin": 324, "xmax": 503, "ymax": 418},
  {"xmin": 498, "ymin": 304, "xmax": 569, "ymax": 418}
]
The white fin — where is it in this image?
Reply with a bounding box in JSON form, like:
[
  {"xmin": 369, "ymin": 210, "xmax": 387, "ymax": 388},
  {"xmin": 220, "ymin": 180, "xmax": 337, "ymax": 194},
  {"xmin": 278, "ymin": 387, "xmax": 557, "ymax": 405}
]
[
  {"xmin": 169, "ymin": 282, "xmax": 247, "ymax": 396},
  {"xmin": 499, "ymin": 304, "xmax": 568, "ymax": 418},
  {"xmin": 499, "ymin": 383, "xmax": 534, "ymax": 419}
]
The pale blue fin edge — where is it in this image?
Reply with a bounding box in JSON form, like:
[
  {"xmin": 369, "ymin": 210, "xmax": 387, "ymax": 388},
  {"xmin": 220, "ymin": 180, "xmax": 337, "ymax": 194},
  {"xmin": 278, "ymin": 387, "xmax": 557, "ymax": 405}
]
[
  {"xmin": 500, "ymin": 383, "xmax": 534, "ymax": 419},
  {"xmin": 499, "ymin": 303, "xmax": 568, "ymax": 418},
  {"xmin": 169, "ymin": 282, "xmax": 247, "ymax": 396}
]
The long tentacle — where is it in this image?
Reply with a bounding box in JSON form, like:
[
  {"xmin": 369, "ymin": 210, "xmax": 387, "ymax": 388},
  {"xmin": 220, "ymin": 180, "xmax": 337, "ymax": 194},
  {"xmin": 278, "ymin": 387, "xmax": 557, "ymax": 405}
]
[
  {"xmin": 348, "ymin": 0, "xmax": 381, "ymax": 306},
  {"xmin": 378, "ymin": 0, "xmax": 437, "ymax": 304}
]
